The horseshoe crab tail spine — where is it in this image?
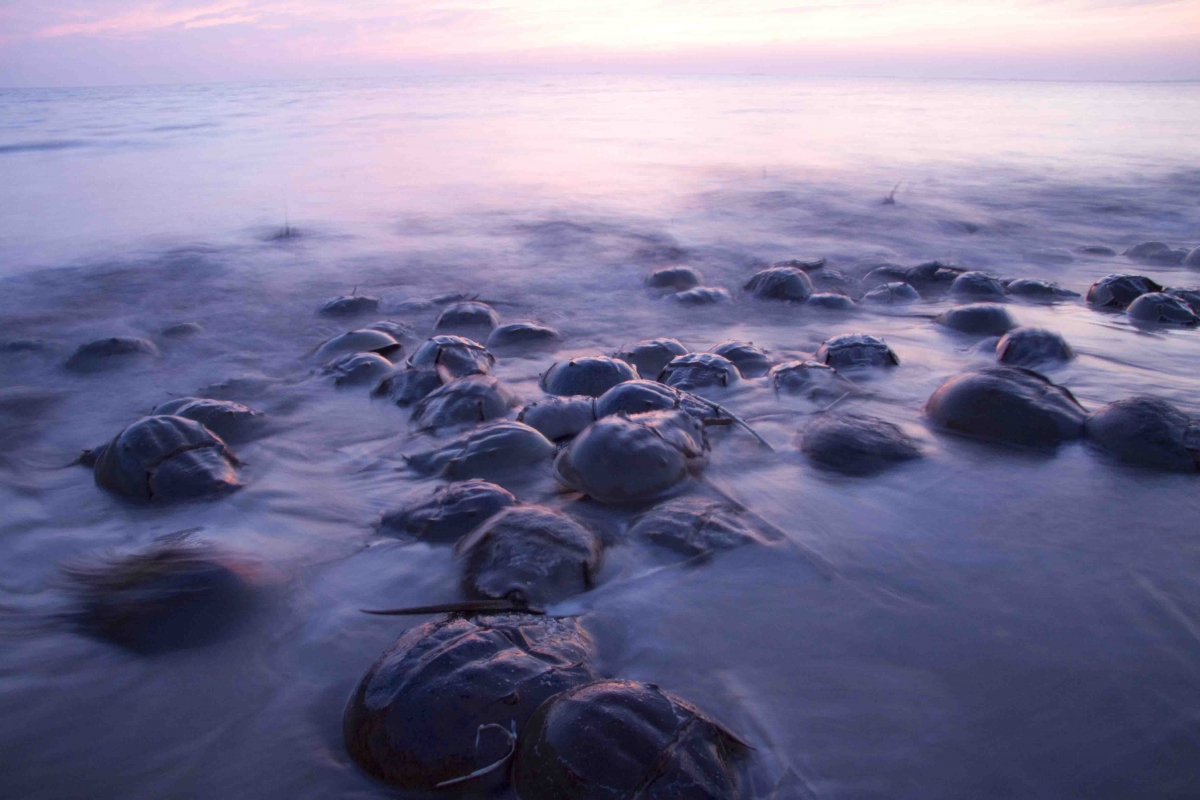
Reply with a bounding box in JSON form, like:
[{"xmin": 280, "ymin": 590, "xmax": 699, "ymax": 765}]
[
  {"xmin": 434, "ymin": 721, "xmax": 518, "ymax": 789},
  {"xmin": 703, "ymin": 399, "xmax": 774, "ymax": 451}
]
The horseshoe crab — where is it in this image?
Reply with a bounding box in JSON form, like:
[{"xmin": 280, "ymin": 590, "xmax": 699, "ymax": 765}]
[
  {"xmin": 1185, "ymin": 247, "xmax": 1200, "ymax": 267},
  {"xmin": 1004, "ymin": 278, "xmax": 1079, "ymax": 300},
  {"xmin": 315, "ymin": 329, "xmax": 402, "ymax": 361},
  {"xmin": 800, "ymin": 413, "xmax": 921, "ymax": 476},
  {"xmin": 935, "ymin": 303, "xmax": 1016, "ymax": 335},
  {"xmin": 614, "ymin": 338, "xmax": 689, "ymax": 379},
  {"xmin": 1086, "ymin": 274, "xmax": 1162, "ymax": 309},
  {"xmin": 672, "ymin": 287, "xmax": 731, "ymax": 305},
  {"xmin": 93, "ymin": 415, "xmax": 242, "ymax": 501},
  {"xmin": 1166, "ymin": 287, "xmax": 1200, "ymax": 312},
  {"xmin": 434, "ymin": 301, "xmax": 499, "ymax": 337},
  {"xmin": 457, "ymin": 506, "xmax": 603, "ymax": 607},
  {"xmin": 554, "ymin": 410, "xmax": 707, "ymax": 504},
  {"xmin": 709, "ymin": 341, "xmax": 770, "ymax": 378},
  {"xmin": 596, "ymin": 380, "xmax": 707, "ymax": 420},
  {"xmin": 743, "ymin": 266, "xmax": 813, "ymax": 302},
  {"xmin": 517, "ymin": 396, "xmax": 597, "ymax": 442},
  {"xmin": 367, "ymin": 320, "xmax": 416, "ymax": 342},
  {"xmin": 344, "ymin": 613, "xmax": 596, "ymax": 791},
  {"xmin": 65, "ymin": 337, "xmax": 160, "ymax": 372},
  {"xmin": 863, "ymin": 261, "xmax": 964, "ymax": 296},
  {"xmin": 995, "ymin": 328, "xmax": 1074, "ymax": 367},
  {"xmin": 815, "ymin": 334, "xmax": 899, "ymax": 369},
  {"xmin": 512, "ymin": 680, "xmax": 749, "ymax": 800},
  {"xmin": 659, "ymin": 353, "xmax": 740, "ymax": 390},
  {"xmin": 320, "ymin": 295, "xmax": 379, "ymax": 317},
  {"xmin": 950, "ymin": 271, "xmax": 1006, "ymax": 299},
  {"xmin": 628, "ymin": 497, "xmax": 771, "ymax": 556},
  {"xmin": 1126, "ymin": 292, "xmax": 1199, "ymax": 325},
  {"xmin": 540, "ymin": 357, "xmax": 638, "ymax": 398},
  {"xmin": 323, "ymin": 352, "xmax": 395, "ymax": 387},
  {"xmin": 63, "ymin": 540, "xmax": 255, "ymax": 654},
  {"xmin": 406, "ymin": 421, "xmax": 555, "ymax": 479},
  {"xmin": 1125, "ymin": 242, "xmax": 1186, "ymax": 265},
  {"xmin": 160, "ymin": 322, "xmax": 204, "ymax": 339},
  {"xmin": 374, "ymin": 368, "xmax": 444, "ymax": 407},
  {"xmin": 407, "ymin": 335, "xmax": 495, "ymax": 377},
  {"xmin": 1085, "ymin": 397, "xmax": 1200, "ymax": 472},
  {"xmin": 410, "ymin": 375, "xmax": 519, "ymax": 431},
  {"xmin": 1078, "ymin": 246, "xmax": 1116, "ymax": 257},
  {"xmin": 925, "ymin": 367, "xmax": 1087, "ymax": 447},
  {"xmin": 768, "ymin": 360, "xmax": 850, "ymax": 398},
  {"xmin": 150, "ymin": 397, "xmax": 265, "ymax": 442},
  {"xmin": 380, "ymin": 480, "xmax": 517, "ymax": 543},
  {"xmin": 486, "ymin": 322, "xmax": 561, "ymax": 353},
  {"xmin": 863, "ymin": 282, "xmax": 919, "ymax": 305},
  {"xmin": 646, "ymin": 266, "xmax": 702, "ymax": 291},
  {"xmin": 807, "ymin": 292, "xmax": 856, "ymax": 310}
]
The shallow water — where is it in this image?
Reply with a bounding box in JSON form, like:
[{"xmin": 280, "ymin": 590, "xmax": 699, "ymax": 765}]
[{"xmin": 1, "ymin": 76, "xmax": 1200, "ymax": 799}]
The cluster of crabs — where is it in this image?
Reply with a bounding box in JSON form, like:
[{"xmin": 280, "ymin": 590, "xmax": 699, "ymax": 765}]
[{"xmin": 60, "ymin": 237, "xmax": 1200, "ymax": 798}]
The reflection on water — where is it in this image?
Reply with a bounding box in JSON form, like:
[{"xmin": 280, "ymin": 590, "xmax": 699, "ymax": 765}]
[{"xmin": 1, "ymin": 76, "xmax": 1199, "ymax": 799}]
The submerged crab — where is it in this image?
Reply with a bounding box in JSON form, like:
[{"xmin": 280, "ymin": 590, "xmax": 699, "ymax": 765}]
[
  {"xmin": 768, "ymin": 360, "xmax": 851, "ymax": 398},
  {"xmin": 935, "ymin": 303, "xmax": 1016, "ymax": 335},
  {"xmin": 949, "ymin": 271, "xmax": 1006, "ymax": 299},
  {"xmin": 1004, "ymin": 278, "xmax": 1078, "ymax": 301},
  {"xmin": 862, "ymin": 282, "xmax": 919, "ymax": 305},
  {"xmin": 646, "ymin": 266, "xmax": 702, "ymax": 291},
  {"xmin": 925, "ymin": 367, "xmax": 1086, "ymax": 448},
  {"xmin": 1086, "ymin": 274, "xmax": 1162, "ymax": 309},
  {"xmin": 380, "ymin": 479, "xmax": 517, "ymax": 543},
  {"xmin": 540, "ymin": 356, "xmax": 638, "ymax": 398},
  {"xmin": 434, "ymin": 301, "xmax": 500, "ymax": 338},
  {"xmin": 743, "ymin": 266, "xmax": 813, "ymax": 302},
  {"xmin": 1085, "ymin": 397, "xmax": 1200, "ymax": 472},
  {"xmin": 814, "ymin": 334, "xmax": 899, "ymax": 369},
  {"xmin": 995, "ymin": 328, "xmax": 1073, "ymax": 367},
  {"xmin": 659, "ymin": 353, "xmax": 740, "ymax": 390},
  {"xmin": 93, "ymin": 415, "xmax": 242, "ymax": 502},
  {"xmin": 457, "ymin": 506, "xmax": 603, "ymax": 607},
  {"xmin": 1126, "ymin": 292, "xmax": 1199, "ymax": 325},
  {"xmin": 709, "ymin": 341, "xmax": 771, "ymax": 378},
  {"xmin": 486, "ymin": 322, "xmax": 562, "ymax": 353},
  {"xmin": 315, "ymin": 329, "xmax": 402, "ymax": 361},
  {"xmin": 65, "ymin": 337, "xmax": 160, "ymax": 373},
  {"xmin": 319, "ymin": 295, "xmax": 379, "ymax": 317},
  {"xmin": 344, "ymin": 613, "xmax": 596, "ymax": 791},
  {"xmin": 628, "ymin": 497, "xmax": 772, "ymax": 557},
  {"xmin": 800, "ymin": 413, "xmax": 921, "ymax": 476},
  {"xmin": 554, "ymin": 410, "xmax": 707, "ymax": 504},
  {"xmin": 150, "ymin": 397, "xmax": 265, "ymax": 442},
  {"xmin": 517, "ymin": 396, "xmax": 598, "ymax": 442},
  {"xmin": 410, "ymin": 375, "xmax": 519, "ymax": 431},
  {"xmin": 405, "ymin": 421, "xmax": 556, "ymax": 479},
  {"xmin": 322, "ymin": 352, "xmax": 395, "ymax": 387},
  {"xmin": 512, "ymin": 680, "xmax": 749, "ymax": 800},
  {"xmin": 613, "ymin": 338, "xmax": 689, "ymax": 379},
  {"xmin": 406, "ymin": 335, "xmax": 495, "ymax": 377}
]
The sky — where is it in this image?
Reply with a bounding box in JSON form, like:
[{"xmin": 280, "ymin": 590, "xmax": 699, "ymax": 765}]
[{"xmin": 1, "ymin": 0, "xmax": 1198, "ymax": 87}]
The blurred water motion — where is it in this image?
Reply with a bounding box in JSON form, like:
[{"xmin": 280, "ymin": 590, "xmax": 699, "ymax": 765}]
[{"xmin": 1, "ymin": 76, "xmax": 1199, "ymax": 799}]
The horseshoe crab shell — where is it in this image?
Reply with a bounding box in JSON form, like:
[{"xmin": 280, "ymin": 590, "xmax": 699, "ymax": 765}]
[
  {"xmin": 380, "ymin": 479, "xmax": 517, "ymax": 543},
  {"xmin": 1085, "ymin": 397, "xmax": 1200, "ymax": 472},
  {"xmin": 554, "ymin": 410, "xmax": 707, "ymax": 504},
  {"xmin": 709, "ymin": 341, "xmax": 771, "ymax": 378},
  {"xmin": 949, "ymin": 271, "xmax": 1006, "ymax": 299},
  {"xmin": 540, "ymin": 357, "xmax": 638, "ymax": 398},
  {"xmin": 646, "ymin": 266, "xmax": 702, "ymax": 291},
  {"xmin": 743, "ymin": 266, "xmax": 813, "ymax": 302},
  {"xmin": 405, "ymin": 421, "xmax": 555, "ymax": 479},
  {"xmin": 613, "ymin": 338, "xmax": 689, "ymax": 379},
  {"xmin": 768, "ymin": 360, "xmax": 849, "ymax": 398},
  {"xmin": 315, "ymin": 329, "xmax": 402, "ymax": 361},
  {"xmin": 150, "ymin": 397, "xmax": 264, "ymax": 442},
  {"xmin": 594, "ymin": 380, "xmax": 715, "ymax": 422},
  {"xmin": 628, "ymin": 497, "xmax": 771, "ymax": 556},
  {"xmin": 925, "ymin": 367, "xmax": 1087, "ymax": 448},
  {"xmin": 1126, "ymin": 292, "xmax": 1199, "ymax": 325},
  {"xmin": 65, "ymin": 337, "xmax": 160, "ymax": 373},
  {"xmin": 799, "ymin": 413, "xmax": 921, "ymax": 476},
  {"xmin": 322, "ymin": 352, "xmax": 395, "ymax": 387},
  {"xmin": 935, "ymin": 303, "xmax": 1016, "ymax": 335},
  {"xmin": 410, "ymin": 375, "xmax": 519, "ymax": 431},
  {"xmin": 1086, "ymin": 274, "xmax": 1162, "ymax": 309},
  {"xmin": 517, "ymin": 396, "xmax": 597, "ymax": 442},
  {"xmin": 862, "ymin": 282, "xmax": 919, "ymax": 305},
  {"xmin": 659, "ymin": 353, "xmax": 740, "ymax": 391},
  {"xmin": 512, "ymin": 680, "xmax": 748, "ymax": 800},
  {"xmin": 1004, "ymin": 278, "xmax": 1079, "ymax": 301},
  {"xmin": 457, "ymin": 506, "xmax": 603, "ymax": 606},
  {"xmin": 319, "ymin": 295, "xmax": 379, "ymax": 316},
  {"xmin": 433, "ymin": 301, "xmax": 499, "ymax": 337},
  {"xmin": 814, "ymin": 334, "xmax": 899, "ymax": 369},
  {"xmin": 1166, "ymin": 287, "xmax": 1200, "ymax": 312},
  {"xmin": 995, "ymin": 328, "xmax": 1074, "ymax": 367},
  {"xmin": 373, "ymin": 368, "xmax": 444, "ymax": 407},
  {"xmin": 807, "ymin": 292, "xmax": 856, "ymax": 310},
  {"xmin": 406, "ymin": 335, "xmax": 495, "ymax": 378},
  {"xmin": 63, "ymin": 540, "xmax": 255, "ymax": 654},
  {"xmin": 343, "ymin": 613, "xmax": 596, "ymax": 791},
  {"xmin": 486, "ymin": 322, "xmax": 561, "ymax": 353},
  {"xmin": 93, "ymin": 415, "xmax": 241, "ymax": 501}
]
